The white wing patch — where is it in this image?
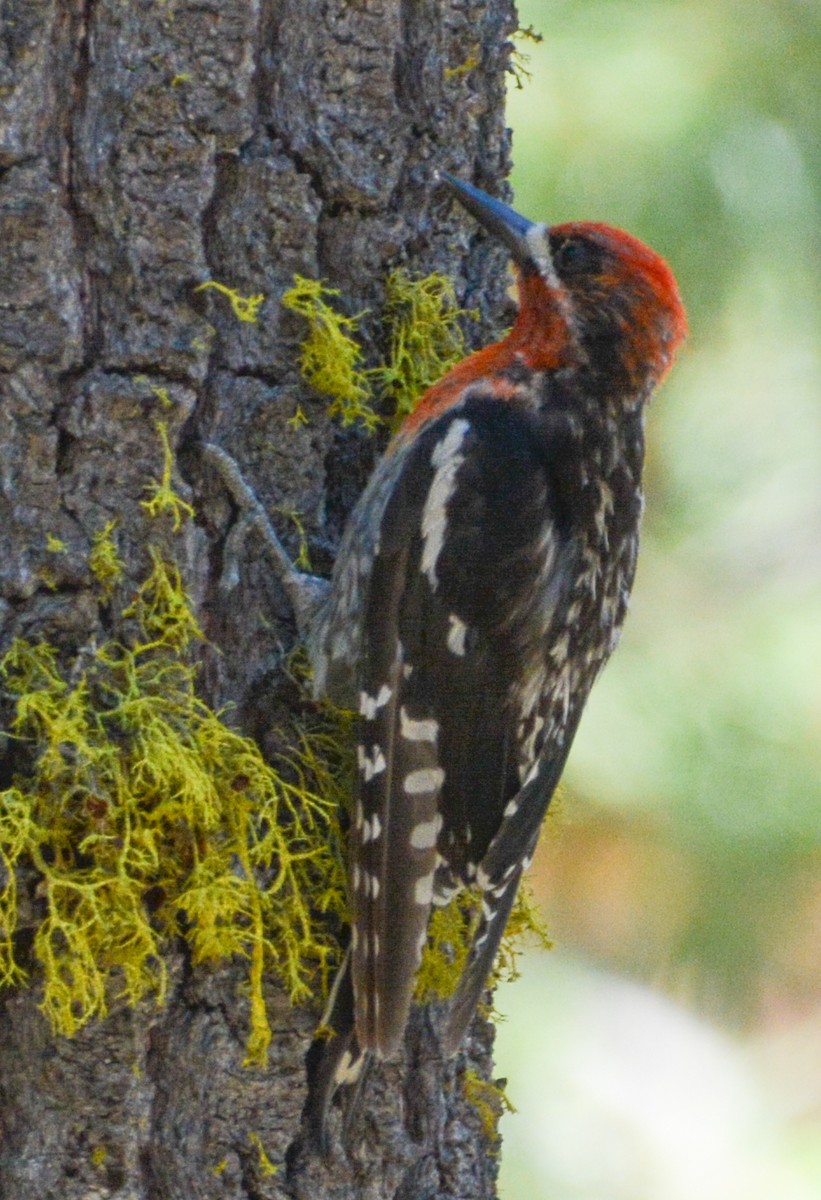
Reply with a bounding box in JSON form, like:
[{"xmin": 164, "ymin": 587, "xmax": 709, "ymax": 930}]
[
  {"xmin": 403, "ymin": 767, "xmax": 446, "ymax": 795},
  {"xmin": 446, "ymin": 612, "xmax": 468, "ymax": 656},
  {"xmin": 409, "ymin": 813, "xmax": 443, "ymax": 850},
  {"xmin": 357, "ymin": 744, "xmax": 387, "ymax": 782},
  {"xmin": 420, "ymin": 418, "xmax": 470, "ymax": 590},
  {"xmin": 359, "ymin": 684, "xmax": 393, "ymax": 719},
  {"xmin": 414, "ymin": 872, "xmax": 435, "ymax": 906},
  {"xmin": 361, "ymin": 814, "xmax": 382, "ymax": 843},
  {"xmin": 399, "ymin": 706, "xmax": 439, "ymax": 743}
]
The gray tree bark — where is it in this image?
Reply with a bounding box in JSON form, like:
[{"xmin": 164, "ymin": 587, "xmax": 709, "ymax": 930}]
[{"xmin": 0, "ymin": 1, "xmax": 518, "ymax": 1197}]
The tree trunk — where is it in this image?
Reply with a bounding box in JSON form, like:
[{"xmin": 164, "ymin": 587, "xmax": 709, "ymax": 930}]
[{"xmin": 0, "ymin": 1, "xmax": 517, "ymax": 1196}]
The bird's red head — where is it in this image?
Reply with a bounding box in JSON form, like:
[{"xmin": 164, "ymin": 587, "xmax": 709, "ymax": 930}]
[
  {"xmin": 526, "ymin": 218, "xmax": 687, "ymax": 397},
  {"xmin": 401, "ymin": 176, "xmax": 686, "ymax": 437}
]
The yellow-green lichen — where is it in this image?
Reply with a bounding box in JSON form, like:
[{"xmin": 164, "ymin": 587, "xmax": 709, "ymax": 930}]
[
  {"xmin": 135, "ymin": 379, "xmax": 174, "ymax": 410},
  {"xmin": 140, "ymin": 419, "xmax": 196, "ymax": 531},
  {"xmin": 492, "ymin": 882, "xmax": 552, "ymax": 988},
  {"xmin": 247, "ymin": 1132, "xmax": 278, "ymax": 1177},
  {"xmin": 444, "ymin": 49, "xmax": 481, "ymax": 81},
  {"xmin": 416, "ymin": 883, "xmax": 550, "ymax": 1004},
  {"xmin": 281, "ymin": 276, "xmax": 378, "ymax": 431},
  {"xmin": 272, "ymin": 507, "xmax": 312, "ymax": 572},
  {"xmin": 89, "ymin": 521, "xmax": 125, "ymax": 596},
  {"xmin": 510, "ymin": 23, "xmax": 543, "ymax": 89},
  {"xmin": 283, "ymin": 269, "xmax": 473, "ymax": 431},
  {"xmin": 377, "ymin": 269, "xmax": 472, "ymax": 426},
  {"xmin": 195, "ymin": 281, "xmax": 265, "ymax": 324},
  {"xmin": 415, "ymin": 892, "xmax": 476, "ymax": 1003},
  {"xmin": 286, "ymin": 404, "xmax": 309, "ymax": 430},
  {"xmin": 462, "ymin": 1068, "xmax": 516, "ymax": 1150},
  {"xmin": 36, "ymin": 569, "xmax": 59, "ymax": 592},
  {"xmin": 0, "ymin": 553, "xmax": 347, "ymax": 1062}
]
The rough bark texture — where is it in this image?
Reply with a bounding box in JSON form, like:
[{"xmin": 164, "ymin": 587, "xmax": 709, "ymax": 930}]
[{"xmin": 0, "ymin": 1, "xmax": 518, "ymax": 1196}]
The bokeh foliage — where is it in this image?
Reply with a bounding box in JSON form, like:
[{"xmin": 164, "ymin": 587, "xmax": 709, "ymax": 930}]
[{"xmin": 509, "ymin": 0, "xmax": 820, "ymax": 1019}]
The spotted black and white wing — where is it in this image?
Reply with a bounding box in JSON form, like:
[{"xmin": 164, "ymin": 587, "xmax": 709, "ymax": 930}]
[{"xmin": 347, "ymin": 390, "xmax": 577, "ymax": 1057}]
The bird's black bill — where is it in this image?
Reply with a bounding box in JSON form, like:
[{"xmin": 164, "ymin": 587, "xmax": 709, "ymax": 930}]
[{"xmin": 440, "ymin": 172, "xmax": 539, "ymax": 268}]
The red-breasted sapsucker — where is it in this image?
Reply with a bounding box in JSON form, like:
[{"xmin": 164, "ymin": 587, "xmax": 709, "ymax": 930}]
[{"xmin": 276, "ymin": 174, "xmax": 686, "ymax": 1142}]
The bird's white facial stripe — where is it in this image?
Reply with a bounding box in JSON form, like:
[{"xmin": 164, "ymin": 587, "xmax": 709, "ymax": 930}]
[{"xmin": 525, "ymin": 223, "xmax": 558, "ymax": 284}]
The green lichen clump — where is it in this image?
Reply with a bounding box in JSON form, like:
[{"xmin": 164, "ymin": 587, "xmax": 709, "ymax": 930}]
[
  {"xmin": 282, "ymin": 268, "xmax": 472, "ymax": 431},
  {"xmin": 415, "ymin": 884, "xmax": 551, "ymax": 1005},
  {"xmin": 415, "ymin": 893, "xmax": 477, "ymax": 1003},
  {"xmin": 0, "ymin": 552, "xmax": 545, "ymax": 1061},
  {"xmin": 247, "ymin": 1132, "xmax": 278, "ymax": 1178},
  {"xmin": 0, "ymin": 552, "xmax": 347, "ymax": 1064},
  {"xmin": 88, "ymin": 521, "xmax": 125, "ymax": 596},
  {"xmin": 379, "ymin": 269, "xmax": 471, "ymax": 426},
  {"xmin": 281, "ymin": 276, "xmax": 377, "ymax": 430},
  {"xmin": 462, "ymin": 1068, "xmax": 516, "ymax": 1150}
]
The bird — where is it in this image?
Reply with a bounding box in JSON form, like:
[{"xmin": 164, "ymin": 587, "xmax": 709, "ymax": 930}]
[{"xmin": 262, "ymin": 173, "xmax": 686, "ymax": 1144}]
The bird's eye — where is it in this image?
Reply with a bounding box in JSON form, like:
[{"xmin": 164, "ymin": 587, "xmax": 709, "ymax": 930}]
[{"xmin": 552, "ymin": 237, "xmax": 600, "ymax": 275}]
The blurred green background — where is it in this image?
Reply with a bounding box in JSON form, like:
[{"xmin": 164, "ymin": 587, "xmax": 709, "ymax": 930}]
[{"xmin": 497, "ymin": 1, "xmax": 821, "ymax": 1195}]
